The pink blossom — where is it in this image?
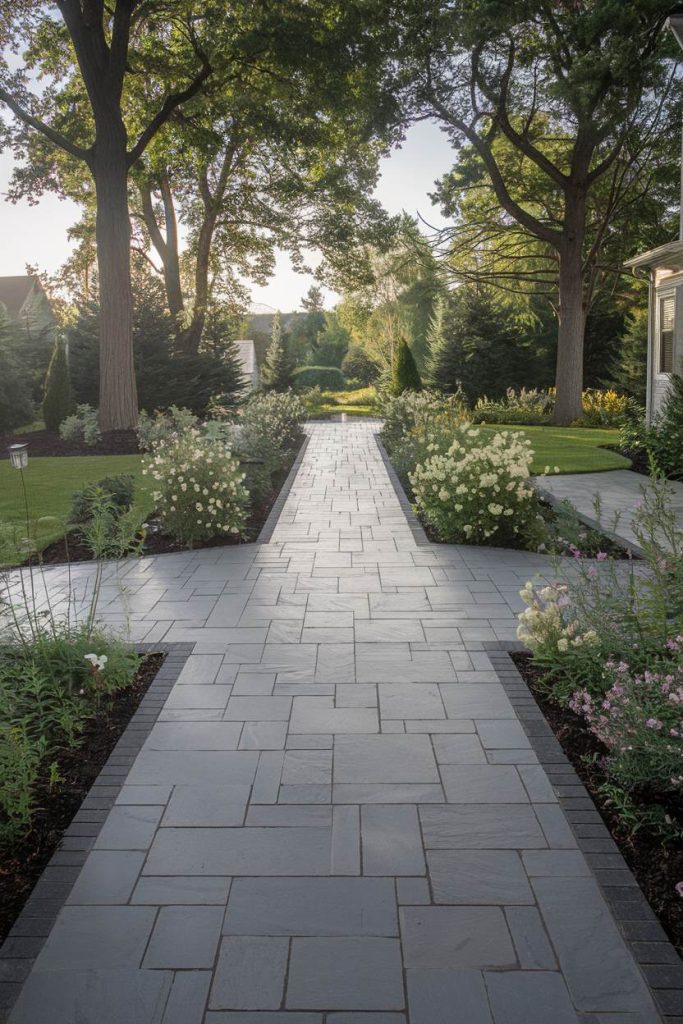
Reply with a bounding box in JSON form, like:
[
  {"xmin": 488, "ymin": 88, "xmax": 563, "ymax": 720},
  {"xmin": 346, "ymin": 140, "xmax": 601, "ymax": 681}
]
[
  {"xmin": 645, "ymin": 718, "xmax": 663, "ymax": 730},
  {"xmin": 676, "ymin": 882, "xmax": 683, "ymax": 898},
  {"xmin": 596, "ymin": 551, "xmax": 608, "ymax": 561}
]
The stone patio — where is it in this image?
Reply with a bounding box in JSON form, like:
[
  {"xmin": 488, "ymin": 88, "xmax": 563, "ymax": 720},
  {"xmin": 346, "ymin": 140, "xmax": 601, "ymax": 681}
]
[{"xmin": 6, "ymin": 422, "xmax": 663, "ymax": 1023}]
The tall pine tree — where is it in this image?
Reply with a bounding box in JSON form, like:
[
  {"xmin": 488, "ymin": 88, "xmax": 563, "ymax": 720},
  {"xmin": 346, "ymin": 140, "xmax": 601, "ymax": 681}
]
[
  {"xmin": 392, "ymin": 338, "xmax": 422, "ymax": 394},
  {"xmin": 261, "ymin": 312, "xmax": 293, "ymax": 392},
  {"xmin": 425, "ymin": 295, "xmax": 461, "ymax": 392},
  {"xmin": 610, "ymin": 308, "xmax": 648, "ymax": 404},
  {"xmin": 42, "ymin": 335, "xmax": 74, "ymax": 431}
]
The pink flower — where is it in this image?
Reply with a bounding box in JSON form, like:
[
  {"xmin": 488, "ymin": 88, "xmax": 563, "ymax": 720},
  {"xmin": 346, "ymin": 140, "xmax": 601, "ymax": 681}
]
[
  {"xmin": 645, "ymin": 718, "xmax": 663, "ymax": 730},
  {"xmin": 676, "ymin": 882, "xmax": 683, "ymax": 898},
  {"xmin": 596, "ymin": 551, "xmax": 608, "ymax": 561}
]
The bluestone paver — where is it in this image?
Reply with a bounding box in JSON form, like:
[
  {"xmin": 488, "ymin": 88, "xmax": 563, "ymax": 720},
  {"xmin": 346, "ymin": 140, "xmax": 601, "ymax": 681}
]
[{"xmin": 6, "ymin": 422, "xmax": 662, "ymax": 1023}]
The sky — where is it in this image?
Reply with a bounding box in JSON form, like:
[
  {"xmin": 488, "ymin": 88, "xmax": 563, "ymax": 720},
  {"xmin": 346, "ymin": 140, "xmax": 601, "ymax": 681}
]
[{"xmin": 0, "ymin": 120, "xmax": 456, "ymax": 312}]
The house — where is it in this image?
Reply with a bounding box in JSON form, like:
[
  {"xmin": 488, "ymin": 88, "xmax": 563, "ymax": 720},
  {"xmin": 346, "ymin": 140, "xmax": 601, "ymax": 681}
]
[
  {"xmin": 0, "ymin": 275, "xmax": 56, "ymax": 336},
  {"xmin": 624, "ymin": 242, "xmax": 683, "ymax": 423},
  {"xmin": 234, "ymin": 339, "xmax": 260, "ymax": 390}
]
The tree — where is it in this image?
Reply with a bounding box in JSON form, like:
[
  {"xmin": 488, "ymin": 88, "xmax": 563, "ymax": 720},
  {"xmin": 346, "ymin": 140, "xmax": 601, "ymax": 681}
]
[
  {"xmin": 342, "ymin": 345, "xmax": 379, "ymax": 385},
  {"xmin": 0, "ymin": 3, "xmax": 231, "ymax": 429},
  {"xmin": 610, "ymin": 307, "xmax": 649, "ymax": 404},
  {"xmin": 42, "ymin": 335, "xmax": 73, "ymax": 432},
  {"xmin": 0, "ymin": 311, "xmax": 34, "ymax": 433},
  {"xmin": 392, "ymin": 338, "xmax": 422, "ymax": 394},
  {"xmin": 395, "ymin": 0, "xmax": 678, "ymax": 422},
  {"xmin": 261, "ymin": 312, "xmax": 293, "ymax": 392},
  {"xmin": 314, "ymin": 313, "xmax": 351, "ymax": 368},
  {"xmin": 132, "ymin": 8, "xmax": 396, "ymax": 355}
]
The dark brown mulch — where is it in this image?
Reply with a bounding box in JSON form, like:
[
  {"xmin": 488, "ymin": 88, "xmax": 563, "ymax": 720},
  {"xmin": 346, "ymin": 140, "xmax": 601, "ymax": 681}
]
[
  {"xmin": 603, "ymin": 444, "xmax": 649, "ymax": 477},
  {"xmin": 33, "ymin": 437, "xmax": 303, "ymax": 566},
  {"xmin": 0, "ymin": 653, "xmax": 164, "ymax": 944},
  {"xmin": 512, "ymin": 652, "xmax": 683, "ymax": 956},
  {"xmin": 1, "ymin": 428, "xmax": 140, "ymax": 457}
]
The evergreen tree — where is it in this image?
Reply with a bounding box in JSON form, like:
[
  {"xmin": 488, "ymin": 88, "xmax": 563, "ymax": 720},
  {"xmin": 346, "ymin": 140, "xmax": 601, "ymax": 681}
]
[
  {"xmin": 261, "ymin": 312, "xmax": 293, "ymax": 391},
  {"xmin": 425, "ymin": 295, "xmax": 461, "ymax": 392},
  {"xmin": 0, "ymin": 310, "xmax": 34, "ymax": 433},
  {"xmin": 314, "ymin": 312, "xmax": 351, "ymax": 367},
  {"xmin": 42, "ymin": 335, "xmax": 74, "ymax": 432},
  {"xmin": 610, "ymin": 307, "xmax": 648, "ymax": 404},
  {"xmin": 392, "ymin": 338, "xmax": 422, "ymax": 394}
]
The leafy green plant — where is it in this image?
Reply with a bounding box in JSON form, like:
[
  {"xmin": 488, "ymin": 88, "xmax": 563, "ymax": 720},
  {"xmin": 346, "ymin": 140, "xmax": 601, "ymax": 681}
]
[
  {"xmin": 70, "ymin": 474, "xmax": 135, "ymax": 525},
  {"xmin": 136, "ymin": 405, "xmax": 199, "ymax": 451},
  {"xmin": 59, "ymin": 404, "xmax": 101, "ymax": 447},
  {"xmin": 292, "ymin": 366, "xmax": 346, "ymax": 390}
]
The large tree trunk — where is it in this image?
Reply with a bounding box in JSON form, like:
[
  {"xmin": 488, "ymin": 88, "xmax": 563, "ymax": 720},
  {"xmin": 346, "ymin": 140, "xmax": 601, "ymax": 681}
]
[
  {"xmin": 94, "ymin": 122, "xmax": 138, "ymax": 431},
  {"xmin": 553, "ymin": 211, "xmax": 586, "ymax": 426}
]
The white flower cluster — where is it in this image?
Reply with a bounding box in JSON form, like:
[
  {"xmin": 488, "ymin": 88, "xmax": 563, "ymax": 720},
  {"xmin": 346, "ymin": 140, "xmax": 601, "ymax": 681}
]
[
  {"xmin": 517, "ymin": 580, "xmax": 599, "ymax": 654},
  {"xmin": 143, "ymin": 428, "xmax": 248, "ymax": 547},
  {"xmin": 409, "ymin": 425, "xmax": 539, "ymax": 544},
  {"xmin": 242, "ymin": 391, "xmax": 307, "ymax": 451}
]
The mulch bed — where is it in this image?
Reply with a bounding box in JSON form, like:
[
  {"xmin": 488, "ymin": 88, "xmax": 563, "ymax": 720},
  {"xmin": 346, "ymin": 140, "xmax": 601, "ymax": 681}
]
[
  {"xmin": 0, "ymin": 652, "xmax": 164, "ymax": 944},
  {"xmin": 513, "ymin": 652, "xmax": 683, "ymax": 956},
  {"xmin": 1, "ymin": 428, "xmax": 140, "ymax": 457},
  {"xmin": 603, "ymin": 444, "xmax": 649, "ymax": 477}
]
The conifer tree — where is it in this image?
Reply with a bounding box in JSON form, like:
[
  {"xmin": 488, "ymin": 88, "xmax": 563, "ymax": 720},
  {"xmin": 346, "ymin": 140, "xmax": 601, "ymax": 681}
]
[
  {"xmin": 610, "ymin": 308, "xmax": 648, "ymax": 404},
  {"xmin": 261, "ymin": 312, "xmax": 293, "ymax": 392},
  {"xmin": 425, "ymin": 295, "xmax": 461, "ymax": 392},
  {"xmin": 392, "ymin": 338, "xmax": 422, "ymax": 394},
  {"xmin": 42, "ymin": 335, "xmax": 74, "ymax": 431}
]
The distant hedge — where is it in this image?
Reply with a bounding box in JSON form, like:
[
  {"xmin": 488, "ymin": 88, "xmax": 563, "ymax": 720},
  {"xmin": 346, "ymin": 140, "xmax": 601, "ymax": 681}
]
[{"xmin": 292, "ymin": 366, "xmax": 346, "ymax": 390}]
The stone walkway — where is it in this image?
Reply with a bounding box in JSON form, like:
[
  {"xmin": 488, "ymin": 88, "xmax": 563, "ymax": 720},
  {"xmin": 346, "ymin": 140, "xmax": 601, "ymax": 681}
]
[
  {"xmin": 534, "ymin": 468, "xmax": 683, "ymax": 555},
  {"xmin": 7, "ymin": 423, "xmax": 662, "ymax": 1023}
]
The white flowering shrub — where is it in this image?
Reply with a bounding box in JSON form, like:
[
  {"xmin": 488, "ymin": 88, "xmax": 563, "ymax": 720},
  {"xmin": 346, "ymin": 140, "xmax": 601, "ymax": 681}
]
[
  {"xmin": 409, "ymin": 426, "xmax": 541, "ymax": 546},
  {"xmin": 136, "ymin": 406, "xmax": 199, "ymax": 451},
  {"xmin": 144, "ymin": 429, "xmax": 248, "ymax": 547},
  {"xmin": 380, "ymin": 390, "xmax": 467, "ymax": 453},
  {"xmin": 242, "ymin": 391, "xmax": 307, "ymax": 452}
]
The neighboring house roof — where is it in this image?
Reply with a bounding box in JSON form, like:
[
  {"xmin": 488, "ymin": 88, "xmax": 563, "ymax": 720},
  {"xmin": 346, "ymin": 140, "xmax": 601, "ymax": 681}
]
[
  {"xmin": 234, "ymin": 339, "xmax": 259, "ymax": 386},
  {"xmin": 0, "ymin": 275, "xmax": 55, "ymax": 326}
]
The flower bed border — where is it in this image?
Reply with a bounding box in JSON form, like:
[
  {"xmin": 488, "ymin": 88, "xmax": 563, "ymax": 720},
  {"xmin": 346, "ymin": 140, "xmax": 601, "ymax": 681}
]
[
  {"xmin": 374, "ymin": 433, "xmax": 430, "ymax": 546},
  {"xmin": 257, "ymin": 430, "xmax": 310, "ymax": 543},
  {"xmin": 0, "ymin": 642, "xmax": 194, "ymax": 1023},
  {"xmin": 485, "ymin": 641, "xmax": 683, "ymax": 1022}
]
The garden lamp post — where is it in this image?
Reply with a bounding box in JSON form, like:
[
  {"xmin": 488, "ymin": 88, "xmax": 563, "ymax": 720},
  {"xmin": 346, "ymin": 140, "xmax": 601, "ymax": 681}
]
[
  {"xmin": 666, "ymin": 12, "xmax": 683, "ymax": 238},
  {"xmin": 8, "ymin": 443, "xmax": 32, "ymax": 561},
  {"xmin": 8, "ymin": 443, "xmax": 29, "ymax": 470}
]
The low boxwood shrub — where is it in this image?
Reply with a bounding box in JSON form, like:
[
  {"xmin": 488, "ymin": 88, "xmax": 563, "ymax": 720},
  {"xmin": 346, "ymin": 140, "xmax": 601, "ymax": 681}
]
[
  {"xmin": 70, "ymin": 474, "xmax": 135, "ymax": 525},
  {"xmin": 292, "ymin": 366, "xmax": 346, "ymax": 391}
]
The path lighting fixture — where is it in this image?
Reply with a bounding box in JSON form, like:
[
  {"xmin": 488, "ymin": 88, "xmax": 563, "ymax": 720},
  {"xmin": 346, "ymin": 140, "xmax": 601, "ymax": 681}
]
[{"xmin": 8, "ymin": 443, "xmax": 29, "ymax": 470}]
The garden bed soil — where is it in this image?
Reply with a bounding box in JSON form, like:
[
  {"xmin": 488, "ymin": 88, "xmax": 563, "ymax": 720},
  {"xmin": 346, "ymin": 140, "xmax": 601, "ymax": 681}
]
[
  {"xmin": 32, "ymin": 435, "xmax": 304, "ymax": 565},
  {"xmin": 604, "ymin": 444, "xmax": 650, "ymax": 476},
  {"xmin": 1, "ymin": 428, "xmax": 140, "ymax": 457},
  {"xmin": 0, "ymin": 652, "xmax": 164, "ymax": 943},
  {"xmin": 512, "ymin": 651, "xmax": 683, "ymax": 956}
]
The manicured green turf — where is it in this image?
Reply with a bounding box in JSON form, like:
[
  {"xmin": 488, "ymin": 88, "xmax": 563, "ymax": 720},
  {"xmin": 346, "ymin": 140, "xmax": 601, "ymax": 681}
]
[
  {"xmin": 479, "ymin": 424, "xmax": 631, "ymax": 475},
  {"xmin": 0, "ymin": 454, "xmax": 149, "ymax": 562}
]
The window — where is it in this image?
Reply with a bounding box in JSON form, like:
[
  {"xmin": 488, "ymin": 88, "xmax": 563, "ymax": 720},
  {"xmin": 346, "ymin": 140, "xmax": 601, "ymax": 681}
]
[{"xmin": 659, "ymin": 294, "xmax": 674, "ymax": 374}]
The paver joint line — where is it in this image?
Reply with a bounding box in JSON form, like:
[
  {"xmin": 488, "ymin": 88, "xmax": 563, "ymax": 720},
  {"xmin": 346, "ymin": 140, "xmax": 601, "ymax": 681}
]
[{"xmin": 2, "ymin": 422, "xmax": 665, "ymax": 1024}]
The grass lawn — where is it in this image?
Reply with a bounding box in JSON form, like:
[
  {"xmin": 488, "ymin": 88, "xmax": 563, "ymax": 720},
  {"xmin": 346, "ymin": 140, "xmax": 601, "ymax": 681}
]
[
  {"xmin": 479, "ymin": 424, "xmax": 631, "ymax": 474},
  {"xmin": 0, "ymin": 454, "xmax": 150, "ymax": 562},
  {"xmin": 306, "ymin": 386, "xmax": 379, "ymax": 418}
]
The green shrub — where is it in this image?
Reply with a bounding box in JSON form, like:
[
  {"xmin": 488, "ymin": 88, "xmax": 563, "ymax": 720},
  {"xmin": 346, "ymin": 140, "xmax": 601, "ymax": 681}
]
[
  {"xmin": 136, "ymin": 405, "xmax": 198, "ymax": 451},
  {"xmin": 144, "ymin": 429, "xmax": 248, "ymax": 547},
  {"xmin": 380, "ymin": 390, "xmax": 468, "ymax": 454},
  {"xmin": 241, "ymin": 391, "xmax": 307, "ymax": 451},
  {"xmin": 59, "ymin": 404, "xmax": 101, "ymax": 447},
  {"xmin": 391, "ymin": 339, "xmax": 421, "ymax": 394},
  {"xmin": 0, "ymin": 311, "xmax": 34, "ymax": 433},
  {"xmin": 42, "ymin": 336, "xmax": 74, "ymax": 432},
  {"xmin": 342, "ymin": 345, "xmax": 379, "ymax": 385},
  {"xmin": 649, "ymin": 375, "xmax": 683, "ymax": 480},
  {"xmin": 70, "ymin": 475, "xmax": 135, "ymax": 525},
  {"xmin": 292, "ymin": 366, "xmax": 346, "ymax": 391},
  {"xmin": 472, "ymin": 387, "xmax": 553, "ymax": 425},
  {"xmin": 261, "ymin": 311, "xmax": 294, "ymax": 392}
]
